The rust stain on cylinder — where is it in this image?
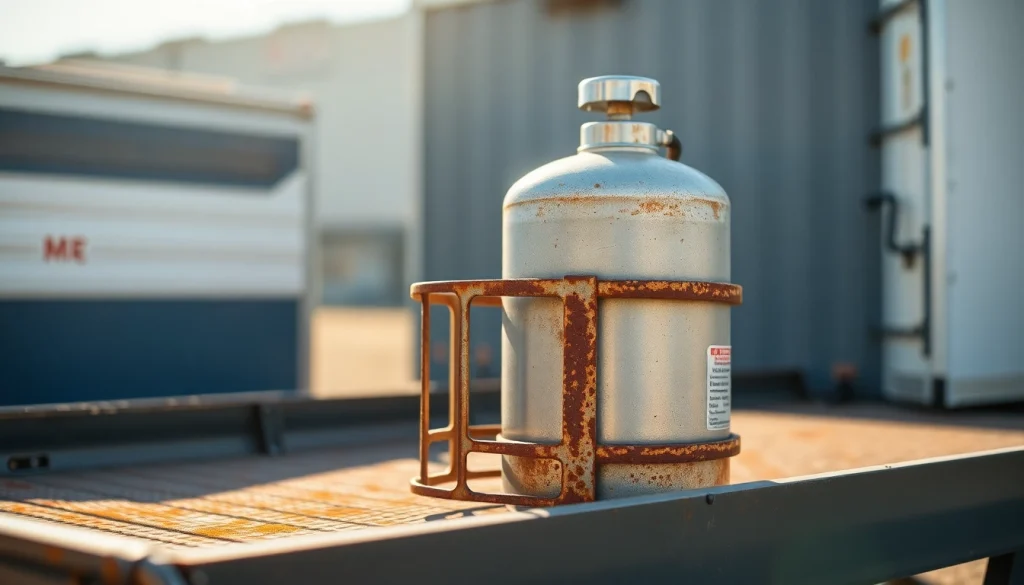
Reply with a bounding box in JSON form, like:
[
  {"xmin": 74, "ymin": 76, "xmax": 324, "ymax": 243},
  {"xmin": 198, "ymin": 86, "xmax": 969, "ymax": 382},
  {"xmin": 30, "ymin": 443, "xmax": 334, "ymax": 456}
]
[
  {"xmin": 706, "ymin": 199, "xmax": 722, "ymax": 220},
  {"xmin": 600, "ymin": 460, "xmax": 730, "ymax": 498},
  {"xmin": 633, "ymin": 199, "xmax": 683, "ymax": 217},
  {"xmin": 502, "ymin": 456, "xmax": 561, "ymax": 498}
]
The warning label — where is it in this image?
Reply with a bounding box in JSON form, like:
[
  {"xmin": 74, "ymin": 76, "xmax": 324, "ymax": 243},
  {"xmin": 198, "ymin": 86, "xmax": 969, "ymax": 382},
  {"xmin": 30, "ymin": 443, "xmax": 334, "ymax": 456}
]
[{"xmin": 707, "ymin": 345, "xmax": 731, "ymax": 431}]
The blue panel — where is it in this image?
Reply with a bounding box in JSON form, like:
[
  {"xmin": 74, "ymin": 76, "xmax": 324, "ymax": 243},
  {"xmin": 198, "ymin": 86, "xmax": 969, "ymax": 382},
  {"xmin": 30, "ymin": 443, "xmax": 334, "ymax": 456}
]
[{"xmin": 0, "ymin": 300, "xmax": 299, "ymax": 406}]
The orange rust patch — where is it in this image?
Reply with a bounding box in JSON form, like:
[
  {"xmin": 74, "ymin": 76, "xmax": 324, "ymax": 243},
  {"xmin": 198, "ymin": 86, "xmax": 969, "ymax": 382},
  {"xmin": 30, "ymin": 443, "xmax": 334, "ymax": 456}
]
[
  {"xmin": 635, "ymin": 199, "xmax": 680, "ymax": 216},
  {"xmin": 717, "ymin": 461, "xmax": 731, "ymax": 484},
  {"xmin": 706, "ymin": 199, "xmax": 722, "ymax": 219},
  {"xmin": 44, "ymin": 546, "xmax": 63, "ymax": 564},
  {"xmin": 596, "ymin": 435, "xmax": 740, "ymax": 464},
  {"xmin": 101, "ymin": 557, "xmax": 121, "ymax": 585},
  {"xmin": 505, "ymin": 456, "xmax": 561, "ymax": 496},
  {"xmin": 598, "ymin": 280, "xmax": 742, "ymax": 305},
  {"xmin": 193, "ymin": 519, "xmax": 301, "ymax": 539}
]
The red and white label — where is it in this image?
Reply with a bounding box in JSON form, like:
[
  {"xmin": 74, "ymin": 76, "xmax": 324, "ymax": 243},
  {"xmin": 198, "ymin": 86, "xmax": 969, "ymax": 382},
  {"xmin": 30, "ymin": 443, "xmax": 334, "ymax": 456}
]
[{"xmin": 707, "ymin": 346, "xmax": 731, "ymax": 430}]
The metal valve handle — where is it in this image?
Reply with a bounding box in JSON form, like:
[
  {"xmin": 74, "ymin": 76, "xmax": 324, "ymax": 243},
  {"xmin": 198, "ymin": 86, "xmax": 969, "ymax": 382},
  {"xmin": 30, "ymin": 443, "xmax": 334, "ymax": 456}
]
[
  {"xmin": 577, "ymin": 75, "xmax": 681, "ymax": 160},
  {"xmin": 578, "ymin": 75, "xmax": 661, "ymax": 117}
]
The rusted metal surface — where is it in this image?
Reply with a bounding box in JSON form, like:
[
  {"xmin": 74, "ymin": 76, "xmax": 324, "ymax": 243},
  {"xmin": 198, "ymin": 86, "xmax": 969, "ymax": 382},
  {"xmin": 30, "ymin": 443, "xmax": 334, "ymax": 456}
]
[
  {"xmin": 597, "ymin": 280, "xmax": 742, "ymax": 304},
  {"xmin": 554, "ymin": 275, "xmax": 598, "ymax": 504},
  {"xmin": 595, "ymin": 435, "xmax": 741, "ymax": 464},
  {"xmin": 409, "ymin": 275, "xmax": 742, "ymax": 506}
]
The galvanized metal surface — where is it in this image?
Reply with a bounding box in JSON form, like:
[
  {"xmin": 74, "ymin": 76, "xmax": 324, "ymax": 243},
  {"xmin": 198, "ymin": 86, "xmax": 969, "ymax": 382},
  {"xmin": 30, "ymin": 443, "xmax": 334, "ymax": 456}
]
[
  {"xmin": 422, "ymin": 0, "xmax": 882, "ymax": 395},
  {"xmin": 410, "ymin": 276, "xmax": 741, "ymax": 503}
]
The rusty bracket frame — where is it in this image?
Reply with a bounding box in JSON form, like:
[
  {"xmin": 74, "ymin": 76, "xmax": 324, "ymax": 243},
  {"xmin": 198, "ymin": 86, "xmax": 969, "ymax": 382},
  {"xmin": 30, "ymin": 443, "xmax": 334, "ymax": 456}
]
[{"xmin": 409, "ymin": 276, "xmax": 743, "ymax": 507}]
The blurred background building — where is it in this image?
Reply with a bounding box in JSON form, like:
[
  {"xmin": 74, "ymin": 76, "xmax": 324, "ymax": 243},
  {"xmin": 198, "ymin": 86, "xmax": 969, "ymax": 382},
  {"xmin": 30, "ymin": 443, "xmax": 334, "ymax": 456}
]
[
  {"xmin": 3, "ymin": 0, "xmax": 1021, "ymax": 405},
  {"xmin": 61, "ymin": 0, "xmax": 880, "ymax": 399},
  {"xmin": 66, "ymin": 12, "xmax": 428, "ymax": 395}
]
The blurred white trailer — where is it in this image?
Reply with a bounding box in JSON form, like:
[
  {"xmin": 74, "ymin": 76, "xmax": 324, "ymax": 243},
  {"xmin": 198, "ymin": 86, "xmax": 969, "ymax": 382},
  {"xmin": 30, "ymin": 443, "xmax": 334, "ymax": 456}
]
[
  {"xmin": 873, "ymin": 0, "xmax": 1024, "ymax": 407},
  {"xmin": 0, "ymin": 62, "xmax": 315, "ymax": 406}
]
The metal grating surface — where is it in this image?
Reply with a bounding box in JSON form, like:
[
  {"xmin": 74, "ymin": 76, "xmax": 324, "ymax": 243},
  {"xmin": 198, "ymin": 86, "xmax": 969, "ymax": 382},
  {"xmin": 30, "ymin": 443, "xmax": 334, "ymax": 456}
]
[
  {"xmin": 1, "ymin": 404, "xmax": 1022, "ymax": 567},
  {"xmin": 0, "ymin": 439, "xmax": 509, "ymax": 549}
]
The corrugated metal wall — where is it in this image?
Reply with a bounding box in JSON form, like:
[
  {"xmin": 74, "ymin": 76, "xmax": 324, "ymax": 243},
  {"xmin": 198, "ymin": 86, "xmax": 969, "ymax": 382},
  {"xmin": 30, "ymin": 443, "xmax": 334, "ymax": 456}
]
[{"xmin": 423, "ymin": 0, "xmax": 882, "ymax": 396}]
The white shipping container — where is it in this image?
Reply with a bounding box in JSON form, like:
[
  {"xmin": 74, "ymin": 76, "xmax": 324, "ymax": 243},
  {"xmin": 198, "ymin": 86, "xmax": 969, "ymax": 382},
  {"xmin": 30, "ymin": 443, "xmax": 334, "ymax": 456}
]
[
  {"xmin": 0, "ymin": 62, "xmax": 316, "ymax": 405},
  {"xmin": 876, "ymin": 0, "xmax": 1024, "ymax": 407}
]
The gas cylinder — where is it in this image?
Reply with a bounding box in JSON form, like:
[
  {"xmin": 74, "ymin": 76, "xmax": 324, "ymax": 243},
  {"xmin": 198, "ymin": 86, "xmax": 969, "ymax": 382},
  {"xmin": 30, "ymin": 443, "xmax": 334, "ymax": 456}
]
[{"xmin": 500, "ymin": 75, "xmax": 733, "ymax": 499}]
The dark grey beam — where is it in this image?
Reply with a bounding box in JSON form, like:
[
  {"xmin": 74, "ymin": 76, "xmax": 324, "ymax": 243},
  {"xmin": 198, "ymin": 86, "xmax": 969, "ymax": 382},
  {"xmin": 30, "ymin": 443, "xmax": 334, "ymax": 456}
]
[{"xmin": 985, "ymin": 551, "xmax": 1024, "ymax": 585}]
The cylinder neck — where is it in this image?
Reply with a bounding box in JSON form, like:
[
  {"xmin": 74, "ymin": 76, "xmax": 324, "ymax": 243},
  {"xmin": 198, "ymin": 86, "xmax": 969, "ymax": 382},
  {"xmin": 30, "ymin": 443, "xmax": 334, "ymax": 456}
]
[{"xmin": 579, "ymin": 121, "xmax": 664, "ymax": 153}]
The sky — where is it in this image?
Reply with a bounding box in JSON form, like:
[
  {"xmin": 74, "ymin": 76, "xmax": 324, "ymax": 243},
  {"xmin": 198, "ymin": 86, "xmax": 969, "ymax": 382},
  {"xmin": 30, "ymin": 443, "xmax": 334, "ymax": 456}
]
[{"xmin": 0, "ymin": 0, "xmax": 410, "ymax": 65}]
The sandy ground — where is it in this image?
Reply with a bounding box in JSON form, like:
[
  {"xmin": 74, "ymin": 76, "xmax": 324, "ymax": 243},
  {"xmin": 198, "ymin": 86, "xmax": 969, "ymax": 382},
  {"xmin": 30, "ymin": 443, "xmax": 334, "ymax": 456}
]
[{"xmin": 310, "ymin": 307, "xmax": 418, "ymax": 397}]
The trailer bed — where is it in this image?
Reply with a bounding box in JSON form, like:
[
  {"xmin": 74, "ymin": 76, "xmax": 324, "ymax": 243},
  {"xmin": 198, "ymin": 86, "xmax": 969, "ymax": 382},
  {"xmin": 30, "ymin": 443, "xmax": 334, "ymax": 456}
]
[{"xmin": 1, "ymin": 392, "xmax": 1022, "ymax": 585}]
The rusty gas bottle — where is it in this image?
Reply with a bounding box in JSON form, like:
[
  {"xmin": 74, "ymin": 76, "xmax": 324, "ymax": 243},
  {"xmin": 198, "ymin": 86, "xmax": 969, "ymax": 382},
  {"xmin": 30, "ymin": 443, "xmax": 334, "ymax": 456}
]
[{"xmin": 500, "ymin": 76, "xmax": 734, "ymax": 499}]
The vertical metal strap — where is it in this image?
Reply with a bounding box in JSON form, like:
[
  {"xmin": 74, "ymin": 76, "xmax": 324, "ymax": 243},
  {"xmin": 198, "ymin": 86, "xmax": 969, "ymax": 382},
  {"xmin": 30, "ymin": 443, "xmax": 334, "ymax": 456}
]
[
  {"xmin": 446, "ymin": 296, "xmax": 464, "ymax": 495},
  {"xmin": 418, "ymin": 296, "xmax": 431, "ymax": 484},
  {"xmin": 455, "ymin": 293, "xmax": 473, "ymax": 492},
  {"xmin": 558, "ymin": 276, "xmax": 598, "ymax": 503}
]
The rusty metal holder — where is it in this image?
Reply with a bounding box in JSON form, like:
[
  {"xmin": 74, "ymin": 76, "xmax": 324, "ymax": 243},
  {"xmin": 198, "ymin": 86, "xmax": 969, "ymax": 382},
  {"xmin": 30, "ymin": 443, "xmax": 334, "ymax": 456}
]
[{"xmin": 409, "ymin": 276, "xmax": 743, "ymax": 507}]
